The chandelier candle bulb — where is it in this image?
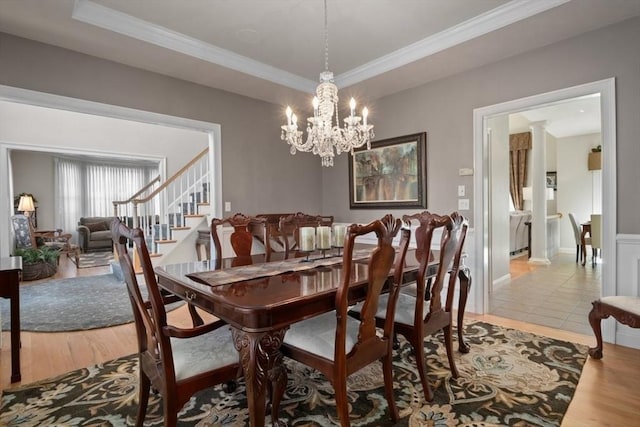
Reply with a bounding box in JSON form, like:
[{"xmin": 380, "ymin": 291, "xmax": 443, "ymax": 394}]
[
  {"xmin": 332, "ymin": 225, "xmax": 346, "ymax": 247},
  {"xmin": 317, "ymin": 226, "xmax": 331, "ymax": 250},
  {"xmin": 300, "ymin": 227, "xmax": 316, "ymax": 251},
  {"xmin": 350, "ymin": 98, "xmax": 356, "ymax": 116}
]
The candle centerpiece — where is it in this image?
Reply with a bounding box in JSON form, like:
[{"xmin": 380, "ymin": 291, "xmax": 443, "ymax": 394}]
[
  {"xmin": 317, "ymin": 226, "xmax": 331, "ymax": 258},
  {"xmin": 299, "ymin": 226, "xmax": 316, "ymax": 262},
  {"xmin": 332, "ymin": 224, "xmax": 347, "ymax": 257}
]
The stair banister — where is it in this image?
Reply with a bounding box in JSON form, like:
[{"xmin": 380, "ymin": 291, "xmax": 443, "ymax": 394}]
[{"xmin": 112, "ymin": 148, "xmax": 209, "ymax": 261}]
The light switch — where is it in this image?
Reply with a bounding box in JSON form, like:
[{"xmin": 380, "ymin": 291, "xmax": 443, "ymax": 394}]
[
  {"xmin": 458, "ymin": 199, "xmax": 470, "ymax": 210},
  {"xmin": 458, "ymin": 185, "xmax": 465, "ymax": 197},
  {"xmin": 224, "ymin": 201, "xmax": 231, "ymax": 212}
]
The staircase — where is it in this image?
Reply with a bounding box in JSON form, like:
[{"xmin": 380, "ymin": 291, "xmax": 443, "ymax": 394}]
[{"xmin": 113, "ymin": 148, "xmax": 211, "ymax": 266}]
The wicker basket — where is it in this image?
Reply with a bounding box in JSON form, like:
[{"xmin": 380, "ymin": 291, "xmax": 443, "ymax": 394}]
[{"xmin": 22, "ymin": 260, "xmax": 57, "ymax": 281}]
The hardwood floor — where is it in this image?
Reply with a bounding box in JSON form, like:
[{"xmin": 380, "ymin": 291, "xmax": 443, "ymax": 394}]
[{"xmin": 2, "ymin": 256, "xmax": 639, "ymax": 426}]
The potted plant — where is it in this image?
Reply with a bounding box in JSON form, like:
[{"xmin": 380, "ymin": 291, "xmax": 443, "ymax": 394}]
[{"xmin": 14, "ymin": 246, "xmax": 59, "ymax": 281}]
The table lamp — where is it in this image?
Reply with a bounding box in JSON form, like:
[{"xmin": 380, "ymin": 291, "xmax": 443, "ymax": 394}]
[{"xmin": 18, "ymin": 195, "xmax": 35, "ymax": 226}]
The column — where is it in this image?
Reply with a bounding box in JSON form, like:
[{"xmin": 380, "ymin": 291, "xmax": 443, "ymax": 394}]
[{"xmin": 528, "ymin": 121, "xmax": 550, "ymax": 265}]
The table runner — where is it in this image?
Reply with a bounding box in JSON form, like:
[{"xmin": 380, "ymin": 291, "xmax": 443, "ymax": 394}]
[{"xmin": 187, "ymin": 248, "xmax": 373, "ymax": 287}]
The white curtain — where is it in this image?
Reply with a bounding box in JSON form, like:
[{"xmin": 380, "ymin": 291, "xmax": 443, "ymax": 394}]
[
  {"xmin": 55, "ymin": 157, "xmax": 158, "ymax": 240},
  {"xmin": 55, "ymin": 158, "xmax": 82, "ymax": 239}
]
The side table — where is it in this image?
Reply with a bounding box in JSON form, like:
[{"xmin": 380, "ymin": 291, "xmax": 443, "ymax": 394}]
[{"xmin": 0, "ymin": 256, "xmax": 22, "ymax": 382}]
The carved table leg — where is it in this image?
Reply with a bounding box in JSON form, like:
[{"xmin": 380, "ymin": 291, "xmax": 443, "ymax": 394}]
[
  {"xmin": 588, "ymin": 300, "xmax": 605, "ymax": 359},
  {"xmin": 233, "ymin": 328, "xmax": 288, "ymax": 427},
  {"xmin": 457, "ymin": 266, "xmax": 472, "ymax": 354}
]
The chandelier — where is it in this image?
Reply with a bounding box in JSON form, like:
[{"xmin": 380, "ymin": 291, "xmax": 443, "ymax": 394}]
[{"xmin": 281, "ymin": 0, "xmax": 374, "ymax": 167}]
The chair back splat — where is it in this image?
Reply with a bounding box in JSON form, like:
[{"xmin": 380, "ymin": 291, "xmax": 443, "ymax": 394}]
[
  {"xmin": 211, "ymin": 213, "xmax": 266, "ymax": 268},
  {"xmin": 280, "ymin": 214, "xmax": 410, "ymax": 426},
  {"xmin": 111, "ymin": 218, "xmax": 239, "ymax": 427}
]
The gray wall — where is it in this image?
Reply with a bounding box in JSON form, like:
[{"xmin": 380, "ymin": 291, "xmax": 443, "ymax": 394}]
[
  {"xmin": 0, "ymin": 32, "xmax": 322, "ymax": 216},
  {"xmin": 11, "ymin": 151, "xmax": 54, "ymax": 229},
  {"xmin": 324, "ymin": 17, "xmax": 640, "ymax": 233},
  {"xmin": 2, "ymin": 17, "xmax": 639, "ymax": 232}
]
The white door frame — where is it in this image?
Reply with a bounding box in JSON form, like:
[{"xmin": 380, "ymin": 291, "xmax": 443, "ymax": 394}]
[
  {"xmin": 472, "ymin": 78, "xmax": 617, "ymax": 341},
  {"xmin": 0, "ymin": 85, "xmax": 223, "ymax": 258}
]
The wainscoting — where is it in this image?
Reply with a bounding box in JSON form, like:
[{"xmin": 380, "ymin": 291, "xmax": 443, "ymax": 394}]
[{"xmin": 615, "ymin": 234, "xmax": 640, "ymax": 348}]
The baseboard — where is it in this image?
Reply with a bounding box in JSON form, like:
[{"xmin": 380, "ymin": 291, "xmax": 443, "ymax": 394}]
[
  {"xmin": 616, "ymin": 327, "xmax": 640, "ymax": 350},
  {"xmin": 492, "ymin": 273, "xmax": 512, "ymax": 290}
]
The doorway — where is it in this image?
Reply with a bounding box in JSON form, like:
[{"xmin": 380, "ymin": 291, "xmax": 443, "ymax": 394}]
[
  {"xmin": 472, "ymin": 79, "xmax": 617, "ymax": 341},
  {"xmin": 0, "ymin": 85, "xmax": 223, "ymax": 259}
]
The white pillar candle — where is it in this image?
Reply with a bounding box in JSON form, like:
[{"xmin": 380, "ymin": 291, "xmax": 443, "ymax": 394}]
[
  {"xmin": 317, "ymin": 226, "xmax": 331, "ymax": 249},
  {"xmin": 333, "ymin": 225, "xmax": 346, "ymax": 247},
  {"xmin": 300, "ymin": 227, "xmax": 316, "ymax": 251}
]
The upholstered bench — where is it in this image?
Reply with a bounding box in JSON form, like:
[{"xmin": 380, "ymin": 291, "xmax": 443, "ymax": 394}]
[{"xmin": 588, "ymin": 296, "xmax": 640, "ymax": 359}]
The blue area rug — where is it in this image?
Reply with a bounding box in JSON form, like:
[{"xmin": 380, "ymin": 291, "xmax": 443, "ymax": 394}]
[{"xmin": 0, "ymin": 274, "xmax": 182, "ymax": 332}]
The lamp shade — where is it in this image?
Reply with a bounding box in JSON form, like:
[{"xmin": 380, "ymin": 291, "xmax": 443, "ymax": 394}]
[{"xmin": 18, "ymin": 195, "xmax": 35, "ymax": 212}]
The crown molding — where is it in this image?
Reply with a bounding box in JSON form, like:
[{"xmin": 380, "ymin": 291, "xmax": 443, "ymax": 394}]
[
  {"xmin": 72, "ymin": 0, "xmax": 569, "ymax": 92},
  {"xmin": 72, "ymin": 0, "xmax": 316, "ymax": 93},
  {"xmin": 336, "ymin": 0, "xmax": 570, "ymax": 87}
]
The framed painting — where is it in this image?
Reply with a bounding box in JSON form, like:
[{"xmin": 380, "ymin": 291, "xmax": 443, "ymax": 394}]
[{"xmin": 349, "ymin": 132, "xmax": 427, "ymax": 209}]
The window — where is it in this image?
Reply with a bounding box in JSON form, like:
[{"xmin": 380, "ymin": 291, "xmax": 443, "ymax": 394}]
[{"xmin": 55, "ymin": 157, "xmax": 158, "ymax": 237}]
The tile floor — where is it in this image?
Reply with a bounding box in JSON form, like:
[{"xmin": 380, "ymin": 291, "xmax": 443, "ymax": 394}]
[{"xmin": 489, "ymin": 252, "xmax": 601, "ymax": 335}]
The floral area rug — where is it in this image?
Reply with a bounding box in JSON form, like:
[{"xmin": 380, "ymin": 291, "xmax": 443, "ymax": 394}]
[{"xmin": 0, "ymin": 321, "xmax": 588, "ymax": 426}]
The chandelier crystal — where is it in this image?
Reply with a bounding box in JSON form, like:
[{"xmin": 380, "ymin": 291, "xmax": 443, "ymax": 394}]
[{"xmin": 281, "ymin": 0, "xmax": 374, "ymax": 167}]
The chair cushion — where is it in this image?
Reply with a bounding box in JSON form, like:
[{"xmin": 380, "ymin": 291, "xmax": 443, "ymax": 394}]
[
  {"xmin": 283, "ymin": 311, "xmax": 360, "ymax": 361},
  {"xmin": 86, "ymin": 222, "xmax": 109, "ymax": 232},
  {"xmin": 89, "ymin": 230, "xmax": 112, "ymax": 240},
  {"xmin": 170, "ymin": 325, "xmax": 237, "ymax": 381},
  {"xmin": 351, "ymin": 292, "xmax": 424, "ymax": 327},
  {"xmin": 380, "ymin": 293, "xmax": 425, "ymax": 326},
  {"xmin": 600, "ymin": 296, "xmax": 640, "ymax": 316}
]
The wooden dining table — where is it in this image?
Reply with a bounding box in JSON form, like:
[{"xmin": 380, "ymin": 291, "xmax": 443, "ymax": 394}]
[{"xmin": 155, "ymin": 249, "xmax": 471, "ymax": 427}]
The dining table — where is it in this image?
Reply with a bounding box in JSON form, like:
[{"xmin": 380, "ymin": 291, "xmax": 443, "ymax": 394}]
[{"xmin": 155, "ymin": 247, "xmax": 471, "ymax": 427}]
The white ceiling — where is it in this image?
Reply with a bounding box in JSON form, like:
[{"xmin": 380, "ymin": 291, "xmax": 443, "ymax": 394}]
[
  {"xmin": 511, "ymin": 94, "xmax": 602, "ymax": 138},
  {"xmin": 0, "ymin": 0, "xmax": 638, "ymax": 135}
]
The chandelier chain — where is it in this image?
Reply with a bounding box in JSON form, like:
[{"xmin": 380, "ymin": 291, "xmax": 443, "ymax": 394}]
[{"xmin": 324, "ymin": 0, "xmax": 329, "ymax": 72}]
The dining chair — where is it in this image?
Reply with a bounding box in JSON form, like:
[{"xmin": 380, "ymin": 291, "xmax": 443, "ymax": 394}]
[
  {"xmin": 11, "ymin": 214, "xmax": 68, "ymax": 262},
  {"xmin": 252, "ymin": 214, "xmax": 289, "ymax": 260},
  {"xmin": 590, "ymin": 214, "xmax": 602, "ymax": 267},
  {"xmin": 279, "ymin": 214, "xmax": 410, "ymax": 426},
  {"xmin": 368, "ymin": 211, "xmax": 468, "ymax": 402},
  {"xmin": 211, "ymin": 213, "xmax": 267, "ymax": 268},
  {"xmin": 278, "ymin": 212, "xmax": 334, "ymax": 258},
  {"xmin": 568, "ymin": 213, "xmax": 589, "ymax": 264},
  {"xmin": 111, "ymin": 219, "xmax": 240, "ymax": 427}
]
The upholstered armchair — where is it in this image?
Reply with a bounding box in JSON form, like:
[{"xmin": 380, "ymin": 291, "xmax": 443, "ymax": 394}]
[{"xmin": 77, "ymin": 216, "xmax": 115, "ymax": 252}]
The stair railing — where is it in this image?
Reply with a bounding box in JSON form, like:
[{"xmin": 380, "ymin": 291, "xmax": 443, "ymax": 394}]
[
  {"xmin": 113, "ymin": 147, "xmax": 210, "ymax": 253},
  {"xmin": 112, "ymin": 175, "xmax": 161, "ymax": 220}
]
